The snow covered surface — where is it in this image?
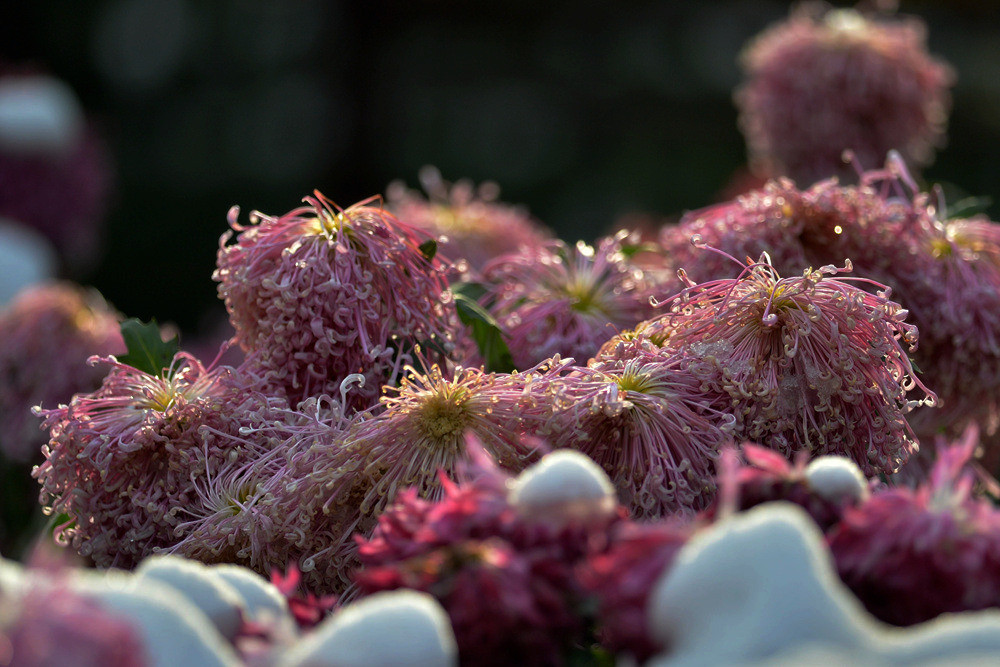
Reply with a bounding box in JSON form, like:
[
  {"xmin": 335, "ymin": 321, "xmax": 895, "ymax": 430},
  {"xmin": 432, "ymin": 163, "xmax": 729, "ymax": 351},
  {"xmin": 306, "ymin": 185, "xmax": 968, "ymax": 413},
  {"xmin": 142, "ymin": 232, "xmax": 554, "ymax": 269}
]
[
  {"xmin": 508, "ymin": 449, "xmax": 617, "ymax": 520},
  {"xmin": 804, "ymin": 456, "xmax": 870, "ymax": 504},
  {"xmin": 211, "ymin": 563, "xmax": 294, "ymax": 633},
  {"xmin": 646, "ymin": 502, "xmax": 1000, "ymax": 666},
  {"xmin": 0, "ymin": 75, "xmax": 83, "ymax": 156},
  {"xmin": 71, "ymin": 569, "xmax": 240, "ymax": 667},
  {"xmin": 135, "ymin": 554, "xmax": 246, "ymax": 640},
  {"xmin": 279, "ymin": 589, "xmax": 458, "ymax": 667}
]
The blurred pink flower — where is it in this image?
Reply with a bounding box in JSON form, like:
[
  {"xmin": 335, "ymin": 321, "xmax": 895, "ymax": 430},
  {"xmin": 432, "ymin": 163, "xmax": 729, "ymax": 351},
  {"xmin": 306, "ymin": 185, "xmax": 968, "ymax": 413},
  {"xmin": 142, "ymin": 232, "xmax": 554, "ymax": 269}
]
[
  {"xmin": 354, "ymin": 442, "xmax": 620, "ymax": 666},
  {"xmin": 386, "ymin": 166, "xmax": 551, "ymax": 274},
  {"xmin": 0, "ymin": 282, "xmax": 122, "ymax": 463},
  {"xmin": 830, "ymin": 425, "xmax": 1000, "ymax": 626},
  {"xmin": 481, "ymin": 234, "xmax": 657, "ymax": 369},
  {"xmin": 735, "ymin": 3, "xmax": 953, "ymax": 184},
  {"xmin": 1, "ymin": 580, "xmax": 148, "ymax": 666}
]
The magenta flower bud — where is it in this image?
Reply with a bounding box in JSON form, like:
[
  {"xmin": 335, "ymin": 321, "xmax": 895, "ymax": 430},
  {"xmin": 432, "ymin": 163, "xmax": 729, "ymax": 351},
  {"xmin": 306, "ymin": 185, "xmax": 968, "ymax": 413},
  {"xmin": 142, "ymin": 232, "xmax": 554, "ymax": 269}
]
[{"xmin": 830, "ymin": 425, "xmax": 1000, "ymax": 626}]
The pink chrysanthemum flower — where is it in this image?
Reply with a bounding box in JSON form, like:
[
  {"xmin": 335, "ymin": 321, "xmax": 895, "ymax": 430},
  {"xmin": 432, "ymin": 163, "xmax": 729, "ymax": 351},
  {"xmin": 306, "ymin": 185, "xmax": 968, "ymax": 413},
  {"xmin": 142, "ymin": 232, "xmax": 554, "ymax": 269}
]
[
  {"xmin": 735, "ymin": 3, "xmax": 954, "ymax": 185},
  {"xmin": 887, "ymin": 212, "xmax": 1000, "ymax": 443},
  {"xmin": 829, "ymin": 425, "xmax": 1000, "ymax": 626},
  {"xmin": 347, "ymin": 361, "xmax": 564, "ymax": 517},
  {"xmin": 354, "ymin": 445, "xmax": 618, "ymax": 666},
  {"xmin": 532, "ymin": 356, "xmax": 734, "ymax": 517},
  {"xmin": 660, "ymin": 180, "xmax": 810, "ymax": 286},
  {"xmin": 214, "ymin": 192, "xmax": 462, "ymax": 412},
  {"xmin": 386, "ymin": 166, "xmax": 551, "ymax": 274},
  {"xmin": 0, "ymin": 282, "xmax": 122, "ymax": 463},
  {"xmin": 221, "ymin": 391, "xmax": 372, "ymax": 595},
  {"xmin": 0, "ymin": 580, "xmax": 148, "ymax": 667},
  {"xmin": 654, "ymin": 248, "xmax": 935, "ymax": 475},
  {"xmin": 577, "ymin": 519, "xmax": 691, "ymax": 663},
  {"xmin": 33, "ymin": 353, "xmax": 267, "ymax": 568},
  {"xmin": 481, "ymin": 234, "xmax": 658, "ymax": 370},
  {"xmin": 657, "ymin": 157, "xmax": 1000, "ymax": 446}
]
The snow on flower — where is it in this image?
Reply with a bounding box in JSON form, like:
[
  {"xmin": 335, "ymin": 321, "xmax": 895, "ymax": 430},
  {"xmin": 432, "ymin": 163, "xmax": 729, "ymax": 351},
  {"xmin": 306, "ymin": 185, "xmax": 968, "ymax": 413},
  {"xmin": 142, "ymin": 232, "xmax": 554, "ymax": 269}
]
[{"xmin": 829, "ymin": 425, "xmax": 1000, "ymax": 626}]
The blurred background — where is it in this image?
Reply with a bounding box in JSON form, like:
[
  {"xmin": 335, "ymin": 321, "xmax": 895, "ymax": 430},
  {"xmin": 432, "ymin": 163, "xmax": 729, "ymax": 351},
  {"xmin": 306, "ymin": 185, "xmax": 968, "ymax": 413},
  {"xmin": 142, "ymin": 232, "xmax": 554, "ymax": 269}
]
[{"xmin": 1, "ymin": 0, "xmax": 999, "ymax": 336}]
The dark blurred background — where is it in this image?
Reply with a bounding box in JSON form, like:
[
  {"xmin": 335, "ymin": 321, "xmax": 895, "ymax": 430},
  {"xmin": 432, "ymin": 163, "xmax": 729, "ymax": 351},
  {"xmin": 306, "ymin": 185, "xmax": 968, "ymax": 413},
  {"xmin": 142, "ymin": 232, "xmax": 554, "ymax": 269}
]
[{"xmin": 2, "ymin": 0, "xmax": 999, "ymax": 337}]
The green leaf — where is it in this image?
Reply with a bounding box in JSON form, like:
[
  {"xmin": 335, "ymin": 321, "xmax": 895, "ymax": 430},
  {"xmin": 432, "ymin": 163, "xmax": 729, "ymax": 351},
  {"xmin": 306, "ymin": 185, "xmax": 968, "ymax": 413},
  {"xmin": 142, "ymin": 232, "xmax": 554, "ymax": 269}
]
[
  {"xmin": 619, "ymin": 242, "xmax": 658, "ymax": 258},
  {"xmin": 945, "ymin": 195, "xmax": 993, "ymax": 220},
  {"xmin": 117, "ymin": 318, "xmax": 180, "ymax": 376},
  {"xmin": 418, "ymin": 238, "xmax": 438, "ymax": 262},
  {"xmin": 451, "ymin": 286, "xmax": 515, "ymax": 374}
]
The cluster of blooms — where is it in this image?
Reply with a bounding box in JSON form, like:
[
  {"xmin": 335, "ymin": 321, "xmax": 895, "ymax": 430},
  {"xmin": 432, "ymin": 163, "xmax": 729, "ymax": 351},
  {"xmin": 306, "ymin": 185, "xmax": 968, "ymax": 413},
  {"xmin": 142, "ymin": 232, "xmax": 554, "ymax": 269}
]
[
  {"xmin": 735, "ymin": 3, "xmax": 954, "ymax": 185},
  {"xmin": 214, "ymin": 192, "xmax": 463, "ymax": 412},
  {"xmin": 660, "ymin": 158, "xmax": 1000, "ymax": 453},
  {"xmin": 386, "ymin": 165, "xmax": 552, "ymax": 273},
  {"xmin": 353, "ymin": 447, "xmax": 621, "ymax": 665},
  {"xmin": 0, "ymin": 282, "xmax": 122, "ymax": 463}
]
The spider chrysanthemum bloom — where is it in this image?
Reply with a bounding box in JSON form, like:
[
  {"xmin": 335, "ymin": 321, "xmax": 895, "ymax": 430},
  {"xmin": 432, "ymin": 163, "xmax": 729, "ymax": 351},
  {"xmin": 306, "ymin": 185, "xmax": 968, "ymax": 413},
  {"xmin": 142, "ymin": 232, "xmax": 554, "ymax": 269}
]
[
  {"xmin": 0, "ymin": 282, "xmax": 122, "ymax": 463},
  {"xmin": 735, "ymin": 4, "xmax": 954, "ymax": 185},
  {"xmin": 829, "ymin": 425, "xmax": 1000, "ymax": 626},
  {"xmin": 481, "ymin": 234, "xmax": 658, "ymax": 370},
  {"xmin": 886, "ymin": 213, "xmax": 1000, "ymax": 443},
  {"xmin": 533, "ymin": 356, "xmax": 734, "ymax": 517},
  {"xmin": 656, "ymin": 250, "xmax": 935, "ymax": 475},
  {"xmin": 386, "ymin": 166, "xmax": 551, "ymax": 274},
  {"xmin": 33, "ymin": 353, "xmax": 267, "ymax": 568},
  {"xmin": 214, "ymin": 192, "xmax": 461, "ymax": 412},
  {"xmin": 347, "ymin": 361, "xmax": 564, "ymax": 518},
  {"xmin": 223, "ymin": 394, "xmax": 373, "ymax": 595}
]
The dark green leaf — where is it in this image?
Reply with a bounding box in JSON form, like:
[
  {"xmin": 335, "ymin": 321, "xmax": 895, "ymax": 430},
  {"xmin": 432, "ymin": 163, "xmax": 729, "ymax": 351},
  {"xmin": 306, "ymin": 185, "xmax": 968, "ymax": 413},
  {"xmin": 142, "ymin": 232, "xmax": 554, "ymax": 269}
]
[
  {"xmin": 117, "ymin": 318, "xmax": 180, "ymax": 376},
  {"xmin": 418, "ymin": 238, "xmax": 438, "ymax": 262},
  {"xmin": 945, "ymin": 195, "xmax": 993, "ymax": 220},
  {"xmin": 619, "ymin": 242, "xmax": 657, "ymax": 258},
  {"xmin": 451, "ymin": 280, "xmax": 488, "ymax": 302},
  {"xmin": 452, "ymin": 292, "xmax": 515, "ymax": 373}
]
